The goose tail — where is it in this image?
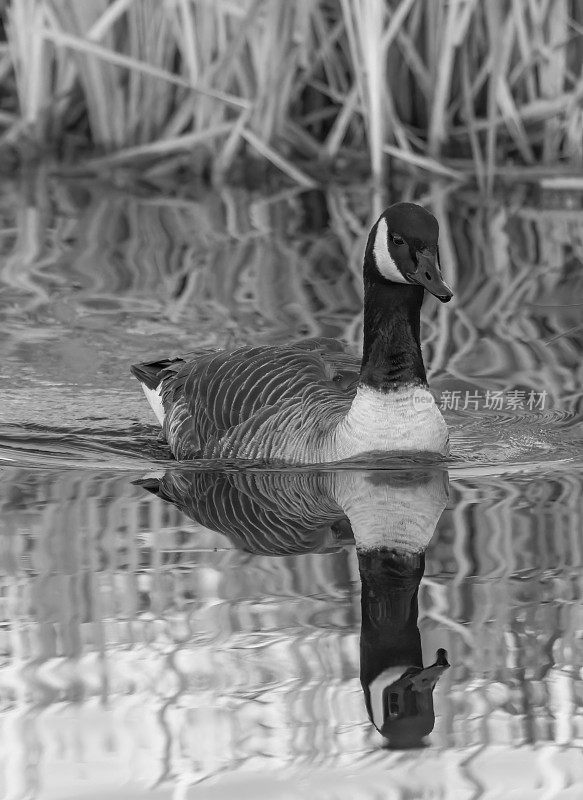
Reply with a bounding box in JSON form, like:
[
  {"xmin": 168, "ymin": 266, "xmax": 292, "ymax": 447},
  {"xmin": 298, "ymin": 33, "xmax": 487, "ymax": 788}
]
[
  {"xmin": 130, "ymin": 360, "xmax": 167, "ymax": 389},
  {"xmin": 130, "ymin": 358, "xmax": 179, "ymax": 426}
]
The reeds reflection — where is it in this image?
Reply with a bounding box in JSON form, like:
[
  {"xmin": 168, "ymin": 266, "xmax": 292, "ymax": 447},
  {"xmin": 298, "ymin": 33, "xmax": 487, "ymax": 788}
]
[
  {"xmin": 138, "ymin": 466, "xmax": 450, "ymax": 747},
  {"xmin": 1, "ymin": 466, "xmax": 582, "ymax": 796},
  {"xmin": 1, "ymin": 173, "xmax": 581, "ymax": 469}
]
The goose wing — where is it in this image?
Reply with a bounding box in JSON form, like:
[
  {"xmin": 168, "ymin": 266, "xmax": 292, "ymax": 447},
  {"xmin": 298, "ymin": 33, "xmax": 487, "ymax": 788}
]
[
  {"xmin": 132, "ymin": 340, "xmax": 359, "ymax": 459},
  {"xmin": 136, "ymin": 469, "xmax": 353, "ymax": 555},
  {"xmin": 290, "ymin": 337, "xmax": 360, "ymax": 390}
]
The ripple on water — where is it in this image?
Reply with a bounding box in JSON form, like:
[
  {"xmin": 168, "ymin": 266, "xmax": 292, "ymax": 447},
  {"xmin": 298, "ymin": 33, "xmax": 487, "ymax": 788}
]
[
  {"xmin": 1, "ymin": 175, "xmax": 582, "ymax": 797},
  {"xmin": 0, "ymin": 419, "xmax": 581, "ymax": 478}
]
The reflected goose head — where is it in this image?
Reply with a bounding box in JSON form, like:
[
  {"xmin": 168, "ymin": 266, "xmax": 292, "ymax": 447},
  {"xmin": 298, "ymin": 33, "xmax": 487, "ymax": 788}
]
[{"xmin": 366, "ymin": 202, "xmax": 453, "ymax": 302}]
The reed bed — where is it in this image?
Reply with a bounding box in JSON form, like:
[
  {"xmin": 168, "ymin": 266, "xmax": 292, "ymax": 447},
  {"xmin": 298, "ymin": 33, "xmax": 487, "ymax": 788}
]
[{"xmin": 1, "ymin": 0, "xmax": 582, "ymax": 186}]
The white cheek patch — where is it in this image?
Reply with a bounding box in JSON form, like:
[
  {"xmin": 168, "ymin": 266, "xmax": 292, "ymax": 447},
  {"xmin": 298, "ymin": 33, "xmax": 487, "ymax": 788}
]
[
  {"xmin": 373, "ymin": 217, "xmax": 408, "ymax": 283},
  {"xmin": 368, "ymin": 665, "xmax": 412, "ymax": 729}
]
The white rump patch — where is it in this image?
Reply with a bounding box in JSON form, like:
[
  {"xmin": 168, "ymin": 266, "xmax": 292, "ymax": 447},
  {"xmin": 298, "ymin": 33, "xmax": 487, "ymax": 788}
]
[
  {"xmin": 141, "ymin": 383, "xmax": 165, "ymax": 426},
  {"xmin": 373, "ymin": 217, "xmax": 408, "ymax": 283}
]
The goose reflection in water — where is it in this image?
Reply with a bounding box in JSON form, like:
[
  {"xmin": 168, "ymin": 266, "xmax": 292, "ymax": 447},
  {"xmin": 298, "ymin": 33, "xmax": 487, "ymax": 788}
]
[
  {"xmin": 359, "ymin": 548, "xmax": 449, "ymax": 747},
  {"xmin": 137, "ymin": 466, "xmax": 450, "ymax": 748}
]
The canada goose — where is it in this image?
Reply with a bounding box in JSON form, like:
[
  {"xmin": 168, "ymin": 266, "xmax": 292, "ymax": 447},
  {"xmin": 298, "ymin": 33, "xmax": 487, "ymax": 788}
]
[
  {"xmin": 131, "ymin": 203, "xmax": 453, "ymax": 462},
  {"xmin": 136, "ymin": 466, "xmax": 450, "ymax": 746}
]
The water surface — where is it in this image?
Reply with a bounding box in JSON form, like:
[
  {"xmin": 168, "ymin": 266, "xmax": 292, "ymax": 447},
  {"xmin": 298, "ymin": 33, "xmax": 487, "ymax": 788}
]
[{"xmin": 0, "ymin": 170, "xmax": 582, "ymax": 798}]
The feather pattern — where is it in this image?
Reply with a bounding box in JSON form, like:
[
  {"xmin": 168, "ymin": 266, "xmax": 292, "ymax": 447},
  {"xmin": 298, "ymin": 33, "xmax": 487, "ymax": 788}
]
[
  {"xmin": 136, "ymin": 468, "xmax": 351, "ymax": 556},
  {"xmin": 135, "ymin": 339, "xmax": 358, "ymax": 461},
  {"xmin": 135, "ymin": 466, "xmax": 447, "ymax": 556}
]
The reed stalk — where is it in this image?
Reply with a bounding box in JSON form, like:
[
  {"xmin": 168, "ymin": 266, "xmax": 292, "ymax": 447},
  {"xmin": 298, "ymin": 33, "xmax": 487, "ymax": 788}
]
[{"xmin": 0, "ymin": 0, "xmax": 581, "ymax": 185}]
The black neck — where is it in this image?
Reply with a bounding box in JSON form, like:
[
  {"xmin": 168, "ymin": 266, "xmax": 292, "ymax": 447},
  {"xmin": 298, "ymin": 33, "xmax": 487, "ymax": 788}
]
[
  {"xmin": 359, "ymin": 278, "xmax": 427, "ymax": 391},
  {"xmin": 359, "ymin": 230, "xmax": 428, "ymax": 391},
  {"xmin": 359, "ymin": 550, "xmax": 424, "ymax": 686}
]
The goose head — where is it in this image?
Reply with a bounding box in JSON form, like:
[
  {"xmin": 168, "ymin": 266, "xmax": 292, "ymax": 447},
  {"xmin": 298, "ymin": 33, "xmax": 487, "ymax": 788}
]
[{"xmin": 365, "ymin": 202, "xmax": 453, "ymax": 302}]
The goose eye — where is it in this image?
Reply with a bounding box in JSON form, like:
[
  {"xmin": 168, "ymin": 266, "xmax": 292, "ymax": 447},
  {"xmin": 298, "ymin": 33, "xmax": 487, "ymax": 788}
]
[{"xmin": 391, "ymin": 234, "xmax": 405, "ymax": 246}]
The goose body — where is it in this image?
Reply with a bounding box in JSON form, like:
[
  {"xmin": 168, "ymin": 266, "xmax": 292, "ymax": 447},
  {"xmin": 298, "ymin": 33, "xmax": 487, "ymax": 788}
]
[{"xmin": 132, "ymin": 203, "xmax": 453, "ymax": 463}]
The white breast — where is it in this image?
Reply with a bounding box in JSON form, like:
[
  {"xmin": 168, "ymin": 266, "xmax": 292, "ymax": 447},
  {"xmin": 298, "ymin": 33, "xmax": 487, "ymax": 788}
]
[
  {"xmin": 332, "ymin": 467, "xmax": 448, "ymax": 552},
  {"xmin": 332, "ymin": 385, "xmax": 449, "ymax": 459}
]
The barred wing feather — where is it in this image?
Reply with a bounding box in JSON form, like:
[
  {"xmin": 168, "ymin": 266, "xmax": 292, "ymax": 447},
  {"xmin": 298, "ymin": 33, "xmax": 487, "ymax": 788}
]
[
  {"xmin": 136, "ymin": 470, "xmax": 353, "ymax": 555},
  {"xmin": 132, "ymin": 340, "xmax": 359, "ymax": 460}
]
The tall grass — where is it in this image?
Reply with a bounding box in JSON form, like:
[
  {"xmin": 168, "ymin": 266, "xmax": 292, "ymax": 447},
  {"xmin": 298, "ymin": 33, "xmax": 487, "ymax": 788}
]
[{"xmin": 1, "ymin": 0, "xmax": 582, "ymax": 185}]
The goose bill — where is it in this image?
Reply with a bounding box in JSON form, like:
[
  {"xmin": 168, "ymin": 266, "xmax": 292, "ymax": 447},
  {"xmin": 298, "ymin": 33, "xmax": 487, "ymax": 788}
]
[{"xmin": 408, "ymin": 250, "xmax": 453, "ymax": 303}]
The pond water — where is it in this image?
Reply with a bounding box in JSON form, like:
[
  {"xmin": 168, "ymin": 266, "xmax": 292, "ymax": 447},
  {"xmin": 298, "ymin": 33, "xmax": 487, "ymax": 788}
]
[{"xmin": 0, "ymin": 167, "xmax": 582, "ymax": 799}]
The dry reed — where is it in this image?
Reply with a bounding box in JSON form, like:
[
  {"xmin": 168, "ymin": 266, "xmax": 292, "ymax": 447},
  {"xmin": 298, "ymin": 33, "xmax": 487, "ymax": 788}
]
[{"xmin": 1, "ymin": 1, "xmax": 582, "ymax": 185}]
